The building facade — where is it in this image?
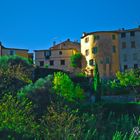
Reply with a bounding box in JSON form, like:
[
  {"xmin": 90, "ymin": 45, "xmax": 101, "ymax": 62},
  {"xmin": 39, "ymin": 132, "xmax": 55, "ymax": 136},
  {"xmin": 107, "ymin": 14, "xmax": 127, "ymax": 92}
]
[
  {"xmin": 35, "ymin": 39, "xmax": 80, "ymax": 72},
  {"xmin": 0, "ymin": 42, "xmax": 29, "ymax": 58},
  {"xmin": 118, "ymin": 27, "xmax": 140, "ymax": 71},
  {"xmin": 81, "ymin": 31, "xmax": 120, "ymax": 78}
]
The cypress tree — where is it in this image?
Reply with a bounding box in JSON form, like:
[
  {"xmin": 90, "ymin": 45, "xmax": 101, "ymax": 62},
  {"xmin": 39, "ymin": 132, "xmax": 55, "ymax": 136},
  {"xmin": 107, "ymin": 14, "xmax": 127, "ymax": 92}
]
[{"xmin": 93, "ymin": 61, "xmax": 101, "ymax": 102}]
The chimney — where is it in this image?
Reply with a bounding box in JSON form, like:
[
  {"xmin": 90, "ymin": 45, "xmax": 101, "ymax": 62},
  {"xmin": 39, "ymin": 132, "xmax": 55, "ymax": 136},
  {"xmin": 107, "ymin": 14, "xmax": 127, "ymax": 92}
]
[
  {"xmin": 53, "ymin": 41, "xmax": 56, "ymax": 46},
  {"xmin": 82, "ymin": 32, "xmax": 87, "ymax": 37},
  {"xmin": 0, "ymin": 41, "xmax": 2, "ymax": 46},
  {"xmin": 122, "ymin": 28, "xmax": 125, "ymax": 31},
  {"xmin": 138, "ymin": 25, "xmax": 140, "ymax": 28},
  {"xmin": 67, "ymin": 38, "xmax": 70, "ymax": 42}
]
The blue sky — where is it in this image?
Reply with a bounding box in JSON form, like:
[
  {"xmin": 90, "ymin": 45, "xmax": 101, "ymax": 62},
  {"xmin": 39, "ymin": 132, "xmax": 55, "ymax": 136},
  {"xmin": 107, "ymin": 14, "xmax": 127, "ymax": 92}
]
[{"xmin": 0, "ymin": 0, "xmax": 140, "ymax": 52}]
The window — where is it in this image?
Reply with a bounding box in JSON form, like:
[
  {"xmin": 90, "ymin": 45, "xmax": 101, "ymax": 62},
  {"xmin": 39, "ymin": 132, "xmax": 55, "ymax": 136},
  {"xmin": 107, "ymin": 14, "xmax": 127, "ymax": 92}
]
[
  {"xmin": 39, "ymin": 61, "xmax": 44, "ymax": 66},
  {"xmin": 121, "ymin": 32, "xmax": 126, "ymax": 38},
  {"xmin": 89, "ymin": 59, "xmax": 95, "ymax": 66},
  {"xmin": 60, "ymin": 60, "xmax": 65, "ymax": 65},
  {"xmin": 134, "ymin": 64, "xmax": 138, "ymax": 69},
  {"xmin": 85, "ymin": 49, "xmax": 89, "ymax": 56},
  {"xmin": 9, "ymin": 50, "xmax": 15, "ymax": 55},
  {"xmin": 44, "ymin": 50, "xmax": 51, "ymax": 59},
  {"xmin": 92, "ymin": 47, "xmax": 98, "ymax": 54},
  {"xmin": 123, "ymin": 54, "xmax": 127, "ymax": 62},
  {"xmin": 112, "ymin": 46, "xmax": 116, "ymax": 53},
  {"xmin": 85, "ymin": 37, "xmax": 89, "ymax": 43},
  {"xmin": 106, "ymin": 57, "xmax": 110, "ymax": 64},
  {"xmin": 59, "ymin": 51, "xmax": 62, "ymax": 55},
  {"xmin": 130, "ymin": 31, "xmax": 135, "ymax": 37},
  {"xmin": 131, "ymin": 41, "xmax": 136, "ymax": 48},
  {"xmin": 124, "ymin": 65, "xmax": 128, "ymax": 70},
  {"xmin": 133, "ymin": 53, "xmax": 138, "ymax": 60},
  {"xmin": 122, "ymin": 42, "xmax": 126, "ymax": 49},
  {"xmin": 50, "ymin": 60, "xmax": 54, "ymax": 66},
  {"xmin": 112, "ymin": 34, "xmax": 116, "ymax": 40}
]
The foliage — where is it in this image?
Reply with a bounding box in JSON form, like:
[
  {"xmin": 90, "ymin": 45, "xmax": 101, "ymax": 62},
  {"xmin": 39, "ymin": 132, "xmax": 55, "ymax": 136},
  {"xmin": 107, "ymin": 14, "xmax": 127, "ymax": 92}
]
[
  {"xmin": 0, "ymin": 55, "xmax": 33, "ymax": 97},
  {"xmin": 1, "ymin": 94, "xmax": 140, "ymax": 139},
  {"xmin": 108, "ymin": 69, "xmax": 140, "ymax": 95},
  {"xmin": 45, "ymin": 64, "xmax": 49, "ymax": 69},
  {"xmin": 40, "ymin": 103, "xmax": 83, "ymax": 139},
  {"xmin": 18, "ymin": 75, "xmax": 56, "ymax": 116},
  {"xmin": 70, "ymin": 52, "xmax": 82, "ymax": 68},
  {"xmin": 53, "ymin": 72, "xmax": 85, "ymax": 101},
  {"xmin": 93, "ymin": 62, "xmax": 101, "ymax": 102},
  {"xmin": 0, "ymin": 95, "xmax": 40, "ymax": 139},
  {"xmin": 71, "ymin": 75, "xmax": 90, "ymax": 92},
  {"xmin": 76, "ymin": 72, "xmax": 87, "ymax": 78},
  {"xmin": 116, "ymin": 70, "xmax": 140, "ymax": 87}
]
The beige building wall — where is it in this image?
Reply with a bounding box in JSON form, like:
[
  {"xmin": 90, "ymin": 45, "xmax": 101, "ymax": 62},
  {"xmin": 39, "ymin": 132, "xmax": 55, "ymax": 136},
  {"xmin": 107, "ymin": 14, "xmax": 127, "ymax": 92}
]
[
  {"xmin": 35, "ymin": 39, "xmax": 80, "ymax": 73},
  {"xmin": 35, "ymin": 49, "xmax": 77, "ymax": 72},
  {"xmin": 1, "ymin": 47, "xmax": 28, "ymax": 58}
]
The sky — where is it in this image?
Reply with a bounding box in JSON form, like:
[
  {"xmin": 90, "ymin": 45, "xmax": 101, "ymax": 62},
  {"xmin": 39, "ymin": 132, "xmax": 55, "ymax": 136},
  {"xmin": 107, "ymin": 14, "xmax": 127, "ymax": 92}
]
[{"xmin": 0, "ymin": 0, "xmax": 140, "ymax": 52}]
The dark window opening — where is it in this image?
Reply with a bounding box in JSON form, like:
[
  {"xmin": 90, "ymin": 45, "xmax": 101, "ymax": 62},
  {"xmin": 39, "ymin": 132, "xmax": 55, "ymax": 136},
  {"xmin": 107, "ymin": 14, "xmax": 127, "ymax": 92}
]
[
  {"xmin": 121, "ymin": 32, "xmax": 126, "ymax": 38},
  {"xmin": 134, "ymin": 64, "xmax": 138, "ymax": 69},
  {"xmin": 92, "ymin": 47, "xmax": 98, "ymax": 54},
  {"xmin": 44, "ymin": 50, "xmax": 51, "ymax": 59},
  {"xmin": 85, "ymin": 37, "xmax": 89, "ymax": 43},
  {"xmin": 40, "ymin": 61, "xmax": 44, "ymax": 66},
  {"xmin": 89, "ymin": 59, "xmax": 95, "ymax": 66},
  {"xmin": 50, "ymin": 60, "xmax": 54, "ymax": 66},
  {"xmin": 59, "ymin": 51, "xmax": 62, "ymax": 55},
  {"xmin": 60, "ymin": 60, "xmax": 65, "ymax": 65},
  {"xmin": 10, "ymin": 50, "xmax": 15, "ymax": 55},
  {"xmin": 112, "ymin": 34, "xmax": 116, "ymax": 40},
  {"xmin": 130, "ymin": 31, "xmax": 135, "ymax": 37},
  {"xmin": 112, "ymin": 46, "xmax": 116, "ymax": 53},
  {"xmin": 85, "ymin": 49, "xmax": 89, "ymax": 56},
  {"xmin": 124, "ymin": 65, "xmax": 128, "ymax": 71}
]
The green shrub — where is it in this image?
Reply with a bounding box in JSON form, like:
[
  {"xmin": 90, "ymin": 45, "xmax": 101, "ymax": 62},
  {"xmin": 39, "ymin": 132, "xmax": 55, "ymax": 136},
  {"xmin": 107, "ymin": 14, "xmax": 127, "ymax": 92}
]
[
  {"xmin": 0, "ymin": 95, "xmax": 40, "ymax": 139},
  {"xmin": 18, "ymin": 75, "xmax": 58, "ymax": 116},
  {"xmin": 53, "ymin": 72, "xmax": 85, "ymax": 101},
  {"xmin": 70, "ymin": 53, "xmax": 82, "ymax": 68},
  {"xmin": 0, "ymin": 55, "xmax": 33, "ymax": 97}
]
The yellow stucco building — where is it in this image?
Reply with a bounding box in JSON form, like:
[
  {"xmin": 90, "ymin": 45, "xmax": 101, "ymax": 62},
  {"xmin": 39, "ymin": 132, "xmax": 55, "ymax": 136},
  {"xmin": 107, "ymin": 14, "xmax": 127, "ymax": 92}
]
[{"xmin": 81, "ymin": 31, "xmax": 120, "ymax": 78}]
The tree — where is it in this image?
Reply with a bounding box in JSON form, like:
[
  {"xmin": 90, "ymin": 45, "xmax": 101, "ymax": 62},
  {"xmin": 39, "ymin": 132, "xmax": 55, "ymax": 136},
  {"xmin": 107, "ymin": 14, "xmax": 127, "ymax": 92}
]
[
  {"xmin": 53, "ymin": 72, "xmax": 85, "ymax": 101},
  {"xmin": 93, "ymin": 61, "xmax": 101, "ymax": 102},
  {"xmin": 0, "ymin": 95, "xmax": 40, "ymax": 139},
  {"xmin": 70, "ymin": 53, "xmax": 82, "ymax": 68},
  {"xmin": 0, "ymin": 55, "xmax": 33, "ymax": 97},
  {"xmin": 18, "ymin": 75, "xmax": 56, "ymax": 116},
  {"xmin": 116, "ymin": 70, "xmax": 140, "ymax": 93}
]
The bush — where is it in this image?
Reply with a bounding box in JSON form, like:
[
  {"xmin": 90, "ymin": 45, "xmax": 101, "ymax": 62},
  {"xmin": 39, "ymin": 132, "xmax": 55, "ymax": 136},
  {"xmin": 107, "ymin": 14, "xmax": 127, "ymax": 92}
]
[
  {"xmin": 0, "ymin": 55, "xmax": 33, "ymax": 97},
  {"xmin": 40, "ymin": 103, "xmax": 83, "ymax": 139},
  {"xmin": 107, "ymin": 69, "xmax": 140, "ymax": 95},
  {"xmin": 0, "ymin": 95, "xmax": 40, "ymax": 139},
  {"xmin": 70, "ymin": 53, "xmax": 82, "ymax": 68},
  {"xmin": 18, "ymin": 75, "xmax": 59, "ymax": 116},
  {"xmin": 53, "ymin": 72, "xmax": 85, "ymax": 101}
]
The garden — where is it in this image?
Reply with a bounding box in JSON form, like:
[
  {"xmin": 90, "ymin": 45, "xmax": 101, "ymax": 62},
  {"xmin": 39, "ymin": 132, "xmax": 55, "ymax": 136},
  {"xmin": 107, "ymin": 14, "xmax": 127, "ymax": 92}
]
[{"xmin": 0, "ymin": 55, "xmax": 140, "ymax": 140}]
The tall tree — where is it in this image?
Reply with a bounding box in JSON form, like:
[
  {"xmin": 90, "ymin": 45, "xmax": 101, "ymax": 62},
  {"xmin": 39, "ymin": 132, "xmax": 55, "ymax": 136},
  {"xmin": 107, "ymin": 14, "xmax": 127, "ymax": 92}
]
[{"xmin": 93, "ymin": 61, "xmax": 101, "ymax": 102}]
